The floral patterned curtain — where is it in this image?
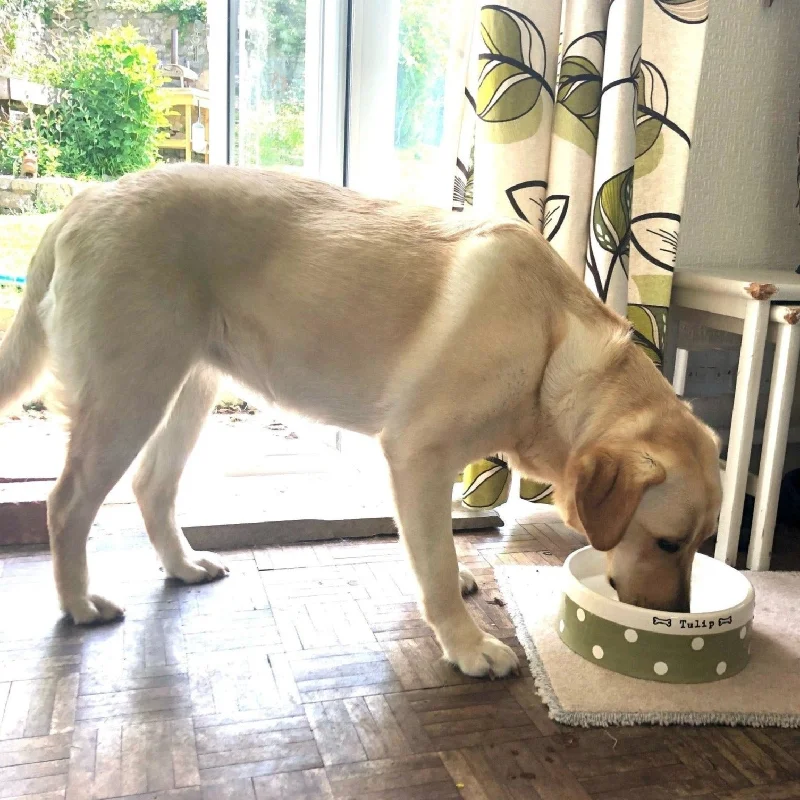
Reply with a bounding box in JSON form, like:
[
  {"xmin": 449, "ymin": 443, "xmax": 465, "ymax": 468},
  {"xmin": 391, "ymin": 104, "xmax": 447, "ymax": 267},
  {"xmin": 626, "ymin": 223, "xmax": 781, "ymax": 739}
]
[{"xmin": 454, "ymin": 0, "xmax": 709, "ymax": 509}]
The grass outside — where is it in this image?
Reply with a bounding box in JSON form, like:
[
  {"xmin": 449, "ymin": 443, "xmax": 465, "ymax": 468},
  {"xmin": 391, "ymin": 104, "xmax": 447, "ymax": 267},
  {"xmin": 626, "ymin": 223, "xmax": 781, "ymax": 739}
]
[
  {"xmin": 0, "ymin": 213, "xmax": 56, "ymax": 279},
  {"xmin": 0, "ymin": 213, "xmax": 56, "ymax": 322}
]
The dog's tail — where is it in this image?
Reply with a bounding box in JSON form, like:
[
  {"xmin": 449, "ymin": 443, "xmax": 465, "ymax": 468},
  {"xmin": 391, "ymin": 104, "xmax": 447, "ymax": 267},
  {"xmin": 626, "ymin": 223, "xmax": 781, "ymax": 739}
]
[{"xmin": 0, "ymin": 216, "xmax": 60, "ymax": 412}]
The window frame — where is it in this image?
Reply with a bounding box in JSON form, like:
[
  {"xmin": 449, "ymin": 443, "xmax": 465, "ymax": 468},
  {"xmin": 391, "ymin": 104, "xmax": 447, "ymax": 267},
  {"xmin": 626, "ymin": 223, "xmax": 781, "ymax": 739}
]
[
  {"xmin": 304, "ymin": 0, "xmax": 350, "ymax": 184},
  {"xmin": 345, "ymin": 0, "xmax": 474, "ymax": 206},
  {"xmin": 210, "ymin": 0, "xmax": 466, "ymax": 201},
  {"xmin": 209, "ymin": 0, "xmax": 350, "ymax": 184},
  {"xmin": 345, "ymin": 0, "xmax": 401, "ymax": 196}
]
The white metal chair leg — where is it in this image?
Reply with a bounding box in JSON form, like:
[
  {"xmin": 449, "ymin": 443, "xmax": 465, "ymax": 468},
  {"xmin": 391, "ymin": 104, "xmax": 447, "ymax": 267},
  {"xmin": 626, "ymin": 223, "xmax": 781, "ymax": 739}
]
[
  {"xmin": 672, "ymin": 348, "xmax": 689, "ymax": 396},
  {"xmin": 716, "ymin": 298, "xmax": 770, "ymax": 565},
  {"xmin": 748, "ymin": 318, "xmax": 800, "ymax": 570}
]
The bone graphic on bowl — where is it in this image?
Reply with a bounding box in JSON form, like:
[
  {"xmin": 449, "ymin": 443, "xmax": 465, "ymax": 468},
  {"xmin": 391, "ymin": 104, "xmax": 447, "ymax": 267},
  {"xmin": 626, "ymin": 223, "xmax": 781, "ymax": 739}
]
[
  {"xmin": 652, "ymin": 616, "xmax": 672, "ymax": 627},
  {"xmin": 718, "ymin": 615, "xmax": 733, "ymax": 626}
]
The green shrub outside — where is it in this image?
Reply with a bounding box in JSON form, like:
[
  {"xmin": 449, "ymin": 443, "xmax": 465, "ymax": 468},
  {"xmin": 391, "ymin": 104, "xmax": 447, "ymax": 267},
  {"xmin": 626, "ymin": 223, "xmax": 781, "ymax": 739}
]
[{"xmin": 34, "ymin": 27, "xmax": 167, "ymax": 179}]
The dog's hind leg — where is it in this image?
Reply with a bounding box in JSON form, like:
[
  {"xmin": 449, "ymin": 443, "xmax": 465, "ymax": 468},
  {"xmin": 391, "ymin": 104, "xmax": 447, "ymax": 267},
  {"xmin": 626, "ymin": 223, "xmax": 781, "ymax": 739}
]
[
  {"xmin": 133, "ymin": 365, "xmax": 229, "ymax": 584},
  {"xmin": 49, "ymin": 374, "xmax": 191, "ymax": 625}
]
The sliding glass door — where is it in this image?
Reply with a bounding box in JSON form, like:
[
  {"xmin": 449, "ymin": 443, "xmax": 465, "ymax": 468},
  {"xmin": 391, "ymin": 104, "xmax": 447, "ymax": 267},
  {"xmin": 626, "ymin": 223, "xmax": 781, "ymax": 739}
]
[
  {"xmin": 216, "ymin": 0, "xmax": 458, "ymax": 192},
  {"xmin": 219, "ymin": 0, "xmax": 348, "ymax": 182}
]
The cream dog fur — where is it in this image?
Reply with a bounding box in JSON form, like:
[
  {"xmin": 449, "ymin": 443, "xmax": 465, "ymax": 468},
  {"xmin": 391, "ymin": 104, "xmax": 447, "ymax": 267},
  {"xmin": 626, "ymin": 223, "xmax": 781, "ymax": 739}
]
[{"xmin": 0, "ymin": 165, "xmax": 721, "ymax": 678}]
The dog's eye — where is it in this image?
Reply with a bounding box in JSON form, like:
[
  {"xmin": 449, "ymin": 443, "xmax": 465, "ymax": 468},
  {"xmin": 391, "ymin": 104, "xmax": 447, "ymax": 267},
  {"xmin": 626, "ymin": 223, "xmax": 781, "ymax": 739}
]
[{"xmin": 657, "ymin": 538, "xmax": 681, "ymax": 554}]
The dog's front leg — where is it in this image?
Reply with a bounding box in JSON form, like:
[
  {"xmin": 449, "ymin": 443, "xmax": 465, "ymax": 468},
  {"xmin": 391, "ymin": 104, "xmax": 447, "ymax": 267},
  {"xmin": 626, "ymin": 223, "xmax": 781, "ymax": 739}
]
[{"xmin": 386, "ymin": 452, "xmax": 519, "ymax": 678}]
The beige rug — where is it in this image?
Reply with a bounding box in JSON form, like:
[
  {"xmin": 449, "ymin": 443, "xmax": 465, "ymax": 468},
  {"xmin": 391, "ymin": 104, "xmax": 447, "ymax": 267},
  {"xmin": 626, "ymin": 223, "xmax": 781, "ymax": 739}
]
[{"xmin": 497, "ymin": 565, "xmax": 800, "ymax": 728}]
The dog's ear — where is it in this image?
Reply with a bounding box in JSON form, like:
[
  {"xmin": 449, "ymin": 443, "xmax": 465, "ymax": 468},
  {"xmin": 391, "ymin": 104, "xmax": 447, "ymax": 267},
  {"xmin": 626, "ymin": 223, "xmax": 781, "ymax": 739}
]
[{"xmin": 559, "ymin": 445, "xmax": 666, "ymax": 551}]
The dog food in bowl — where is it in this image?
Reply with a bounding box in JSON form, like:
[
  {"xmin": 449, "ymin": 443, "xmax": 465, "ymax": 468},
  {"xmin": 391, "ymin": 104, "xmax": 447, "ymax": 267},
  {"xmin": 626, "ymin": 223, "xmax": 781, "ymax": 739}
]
[{"xmin": 558, "ymin": 547, "xmax": 755, "ymax": 683}]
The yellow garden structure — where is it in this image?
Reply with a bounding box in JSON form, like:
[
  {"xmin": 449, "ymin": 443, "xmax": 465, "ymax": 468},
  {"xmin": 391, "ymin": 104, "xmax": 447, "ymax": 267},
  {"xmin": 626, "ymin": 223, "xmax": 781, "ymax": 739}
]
[{"xmin": 155, "ymin": 85, "xmax": 210, "ymax": 164}]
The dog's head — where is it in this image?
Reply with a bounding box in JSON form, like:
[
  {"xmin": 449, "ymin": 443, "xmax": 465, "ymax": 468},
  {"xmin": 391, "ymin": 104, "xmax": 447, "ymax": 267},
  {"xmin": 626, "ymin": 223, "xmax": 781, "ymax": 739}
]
[{"xmin": 556, "ymin": 409, "xmax": 722, "ymax": 612}]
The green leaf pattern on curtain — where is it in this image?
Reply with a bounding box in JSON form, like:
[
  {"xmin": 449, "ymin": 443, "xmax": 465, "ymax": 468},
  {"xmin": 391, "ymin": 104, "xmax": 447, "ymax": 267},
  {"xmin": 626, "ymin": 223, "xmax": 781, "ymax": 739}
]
[
  {"xmin": 593, "ymin": 167, "xmax": 633, "ymax": 258},
  {"xmin": 630, "ymin": 211, "xmax": 680, "ymax": 273},
  {"xmin": 476, "ymin": 5, "xmax": 552, "ymax": 144},
  {"xmin": 634, "ymin": 60, "xmax": 668, "ymax": 173},
  {"xmin": 554, "ymin": 31, "xmax": 605, "ymax": 156},
  {"xmin": 462, "ymin": 457, "xmax": 512, "ymax": 509},
  {"xmin": 543, "ymin": 194, "xmax": 570, "ymax": 242},
  {"xmin": 546, "ymin": 0, "xmax": 610, "ymax": 276},
  {"xmin": 584, "ymin": 2, "xmax": 642, "ymax": 313},
  {"xmin": 455, "ymin": 0, "xmax": 707, "ymax": 508},
  {"xmin": 506, "ymin": 179, "xmax": 548, "ymax": 226},
  {"xmin": 628, "ymin": 0, "xmax": 708, "ymax": 362},
  {"xmin": 628, "ymin": 303, "xmax": 667, "ymax": 366}
]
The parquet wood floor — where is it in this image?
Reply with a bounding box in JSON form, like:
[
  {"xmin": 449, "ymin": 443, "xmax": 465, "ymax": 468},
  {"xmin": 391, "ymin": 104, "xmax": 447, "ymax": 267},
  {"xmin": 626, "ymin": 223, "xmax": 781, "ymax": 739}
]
[{"xmin": 2, "ymin": 502, "xmax": 799, "ymax": 800}]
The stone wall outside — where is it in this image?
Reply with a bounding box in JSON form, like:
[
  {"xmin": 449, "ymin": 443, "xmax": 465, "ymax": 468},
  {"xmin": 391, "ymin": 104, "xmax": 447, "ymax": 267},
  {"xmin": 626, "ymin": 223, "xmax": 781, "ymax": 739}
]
[
  {"xmin": 63, "ymin": 1, "xmax": 209, "ymax": 79},
  {"xmin": 0, "ymin": 175, "xmax": 93, "ymax": 214}
]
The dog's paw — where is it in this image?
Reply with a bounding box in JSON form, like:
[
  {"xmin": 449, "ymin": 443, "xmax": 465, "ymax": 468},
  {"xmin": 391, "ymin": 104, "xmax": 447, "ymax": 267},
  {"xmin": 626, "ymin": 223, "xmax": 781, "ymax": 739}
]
[
  {"xmin": 65, "ymin": 593, "xmax": 125, "ymax": 625},
  {"xmin": 447, "ymin": 634, "xmax": 519, "ymax": 679},
  {"xmin": 459, "ymin": 564, "xmax": 478, "ymax": 596},
  {"xmin": 169, "ymin": 551, "xmax": 230, "ymax": 584}
]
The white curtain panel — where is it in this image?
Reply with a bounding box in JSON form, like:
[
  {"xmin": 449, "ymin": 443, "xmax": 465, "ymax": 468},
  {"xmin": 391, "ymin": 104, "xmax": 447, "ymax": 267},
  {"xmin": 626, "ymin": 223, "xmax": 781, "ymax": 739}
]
[{"xmin": 449, "ymin": 0, "xmax": 709, "ymax": 508}]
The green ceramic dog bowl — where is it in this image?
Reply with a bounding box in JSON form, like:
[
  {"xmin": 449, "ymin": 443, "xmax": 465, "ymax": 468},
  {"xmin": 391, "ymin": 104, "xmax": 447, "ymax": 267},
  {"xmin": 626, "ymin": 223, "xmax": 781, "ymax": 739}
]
[{"xmin": 558, "ymin": 547, "xmax": 755, "ymax": 683}]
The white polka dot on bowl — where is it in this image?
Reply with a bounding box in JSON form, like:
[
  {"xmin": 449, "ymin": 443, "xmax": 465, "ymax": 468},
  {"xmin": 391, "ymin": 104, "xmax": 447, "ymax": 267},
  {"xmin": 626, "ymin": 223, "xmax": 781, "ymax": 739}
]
[
  {"xmin": 624, "ymin": 629, "xmax": 638, "ymax": 643},
  {"xmin": 654, "ymin": 662, "xmax": 669, "ymax": 676},
  {"xmin": 576, "ymin": 608, "xmax": 586, "ymax": 622},
  {"xmin": 740, "ymin": 626, "xmax": 747, "ymax": 640},
  {"xmin": 592, "ymin": 645, "xmax": 604, "ymax": 659},
  {"xmin": 716, "ymin": 661, "xmax": 727, "ymax": 676},
  {"xmin": 691, "ymin": 637, "xmax": 704, "ymax": 651},
  {"xmin": 559, "ymin": 619, "xmax": 565, "ymax": 633}
]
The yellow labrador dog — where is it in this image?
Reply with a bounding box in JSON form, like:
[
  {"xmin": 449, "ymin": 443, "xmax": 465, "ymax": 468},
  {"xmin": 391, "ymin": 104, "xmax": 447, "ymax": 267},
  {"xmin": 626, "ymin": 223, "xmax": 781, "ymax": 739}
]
[{"xmin": 0, "ymin": 165, "xmax": 721, "ymax": 678}]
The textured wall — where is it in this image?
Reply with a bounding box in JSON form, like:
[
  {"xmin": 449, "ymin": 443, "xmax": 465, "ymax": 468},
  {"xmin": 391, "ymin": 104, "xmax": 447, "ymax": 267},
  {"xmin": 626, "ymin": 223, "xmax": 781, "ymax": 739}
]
[
  {"xmin": 65, "ymin": 2, "xmax": 209, "ymax": 76},
  {"xmin": 677, "ymin": 0, "xmax": 800, "ymax": 271}
]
